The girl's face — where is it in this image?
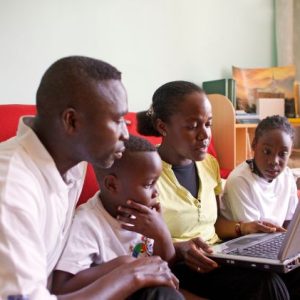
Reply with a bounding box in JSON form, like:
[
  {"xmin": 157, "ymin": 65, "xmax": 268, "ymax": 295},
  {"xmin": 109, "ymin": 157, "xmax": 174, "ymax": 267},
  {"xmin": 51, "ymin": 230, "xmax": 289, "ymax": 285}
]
[
  {"xmin": 253, "ymin": 129, "xmax": 293, "ymax": 181},
  {"xmin": 161, "ymin": 92, "xmax": 212, "ymax": 164}
]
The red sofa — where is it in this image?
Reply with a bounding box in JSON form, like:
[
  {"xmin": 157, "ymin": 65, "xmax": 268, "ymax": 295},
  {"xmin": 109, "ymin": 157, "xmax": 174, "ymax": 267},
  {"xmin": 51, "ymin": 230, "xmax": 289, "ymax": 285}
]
[{"xmin": 0, "ymin": 104, "xmax": 229, "ymax": 207}]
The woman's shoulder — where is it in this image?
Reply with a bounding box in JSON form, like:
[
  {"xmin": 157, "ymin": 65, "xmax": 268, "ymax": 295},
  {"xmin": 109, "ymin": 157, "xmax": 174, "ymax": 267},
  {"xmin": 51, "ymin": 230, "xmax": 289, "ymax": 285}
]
[
  {"xmin": 198, "ymin": 153, "xmax": 219, "ymax": 166},
  {"xmin": 195, "ymin": 154, "xmax": 220, "ymax": 177}
]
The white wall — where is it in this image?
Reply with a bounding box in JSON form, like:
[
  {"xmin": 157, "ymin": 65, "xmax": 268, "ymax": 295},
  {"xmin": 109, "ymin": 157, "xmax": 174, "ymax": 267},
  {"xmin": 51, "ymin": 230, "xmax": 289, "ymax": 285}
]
[{"xmin": 0, "ymin": 0, "xmax": 274, "ymax": 111}]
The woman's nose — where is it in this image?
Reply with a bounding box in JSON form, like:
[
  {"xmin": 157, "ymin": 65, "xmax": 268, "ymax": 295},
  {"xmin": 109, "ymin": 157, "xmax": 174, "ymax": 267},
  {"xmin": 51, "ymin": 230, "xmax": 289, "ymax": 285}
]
[{"xmin": 197, "ymin": 127, "xmax": 209, "ymax": 140}]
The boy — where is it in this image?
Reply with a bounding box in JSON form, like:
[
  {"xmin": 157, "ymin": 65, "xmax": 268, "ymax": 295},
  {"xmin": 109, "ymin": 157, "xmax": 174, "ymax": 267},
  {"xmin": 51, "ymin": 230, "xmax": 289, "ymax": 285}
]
[{"xmin": 52, "ymin": 135, "xmax": 176, "ymax": 294}]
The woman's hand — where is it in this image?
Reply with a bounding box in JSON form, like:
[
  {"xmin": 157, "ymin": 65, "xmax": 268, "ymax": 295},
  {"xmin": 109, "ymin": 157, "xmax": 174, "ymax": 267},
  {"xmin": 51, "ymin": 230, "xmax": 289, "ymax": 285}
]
[
  {"xmin": 174, "ymin": 237, "xmax": 218, "ymax": 273},
  {"xmin": 240, "ymin": 221, "xmax": 286, "ymax": 235},
  {"xmin": 215, "ymin": 216, "xmax": 286, "ymax": 239}
]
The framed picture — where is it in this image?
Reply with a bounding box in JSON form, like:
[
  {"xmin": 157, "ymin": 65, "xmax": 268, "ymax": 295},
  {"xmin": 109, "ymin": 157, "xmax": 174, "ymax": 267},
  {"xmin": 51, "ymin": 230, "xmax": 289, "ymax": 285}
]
[{"xmin": 232, "ymin": 65, "xmax": 296, "ymax": 117}]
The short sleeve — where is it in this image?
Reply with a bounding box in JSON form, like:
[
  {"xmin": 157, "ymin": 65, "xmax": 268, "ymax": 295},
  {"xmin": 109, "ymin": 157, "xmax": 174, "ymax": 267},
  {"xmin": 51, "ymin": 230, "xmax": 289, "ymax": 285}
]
[
  {"xmin": 221, "ymin": 175, "xmax": 260, "ymax": 222},
  {"xmin": 55, "ymin": 210, "xmax": 100, "ymax": 275}
]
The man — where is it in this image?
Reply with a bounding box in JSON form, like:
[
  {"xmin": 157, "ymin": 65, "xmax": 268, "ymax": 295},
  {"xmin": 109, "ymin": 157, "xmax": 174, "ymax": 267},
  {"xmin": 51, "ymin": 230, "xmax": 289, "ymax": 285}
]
[{"xmin": 0, "ymin": 56, "xmax": 182, "ymax": 299}]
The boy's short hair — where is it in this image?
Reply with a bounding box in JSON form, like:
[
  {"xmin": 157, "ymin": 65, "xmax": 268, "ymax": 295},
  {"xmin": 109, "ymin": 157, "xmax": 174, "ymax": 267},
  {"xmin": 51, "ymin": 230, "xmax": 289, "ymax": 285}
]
[
  {"xmin": 95, "ymin": 134, "xmax": 157, "ymax": 182},
  {"xmin": 123, "ymin": 134, "xmax": 157, "ymax": 152}
]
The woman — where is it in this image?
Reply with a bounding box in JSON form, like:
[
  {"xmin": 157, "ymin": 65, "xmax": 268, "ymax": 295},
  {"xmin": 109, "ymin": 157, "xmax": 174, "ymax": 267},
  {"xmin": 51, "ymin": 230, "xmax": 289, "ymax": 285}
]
[{"xmin": 134, "ymin": 80, "xmax": 299, "ymax": 299}]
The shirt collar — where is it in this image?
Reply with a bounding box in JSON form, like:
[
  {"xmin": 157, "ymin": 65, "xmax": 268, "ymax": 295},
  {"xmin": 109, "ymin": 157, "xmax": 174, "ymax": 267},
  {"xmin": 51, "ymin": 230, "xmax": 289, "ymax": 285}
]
[{"xmin": 17, "ymin": 116, "xmax": 86, "ymax": 192}]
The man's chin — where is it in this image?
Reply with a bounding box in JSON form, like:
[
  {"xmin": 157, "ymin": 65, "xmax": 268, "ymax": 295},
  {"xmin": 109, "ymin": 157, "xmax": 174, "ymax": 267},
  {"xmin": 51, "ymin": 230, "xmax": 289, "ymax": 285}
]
[{"xmin": 98, "ymin": 158, "xmax": 115, "ymax": 169}]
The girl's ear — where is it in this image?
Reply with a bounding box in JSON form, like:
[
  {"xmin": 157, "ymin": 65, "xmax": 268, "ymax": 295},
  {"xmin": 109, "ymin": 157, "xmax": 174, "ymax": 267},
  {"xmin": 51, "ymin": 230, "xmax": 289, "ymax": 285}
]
[
  {"xmin": 103, "ymin": 174, "xmax": 120, "ymax": 194},
  {"xmin": 155, "ymin": 118, "xmax": 167, "ymax": 137}
]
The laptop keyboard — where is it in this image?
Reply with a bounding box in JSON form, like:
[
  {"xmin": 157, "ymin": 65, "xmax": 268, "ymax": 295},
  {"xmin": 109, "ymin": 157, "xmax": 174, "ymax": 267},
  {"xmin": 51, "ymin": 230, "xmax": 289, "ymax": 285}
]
[{"xmin": 228, "ymin": 233, "xmax": 286, "ymax": 259}]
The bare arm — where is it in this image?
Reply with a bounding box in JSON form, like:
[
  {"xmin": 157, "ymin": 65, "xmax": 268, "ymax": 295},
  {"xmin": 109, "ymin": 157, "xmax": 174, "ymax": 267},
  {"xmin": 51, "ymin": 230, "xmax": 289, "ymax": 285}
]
[
  {"xmin": 215, "ymin": 195, "xmax": 285, "ymax": 239},
  {"xmin": 118, "ymin": 200, "xmax": 176, "ymax": 264},
  {"xmin": 215, "ymin": 216, "xmax": 286, "ymax": 239},
  {"xmin": 52, "ymin": 256, "xmax": 133, "ymax": 294},
  {"xmin": 54, "ymin": 256, "xmax": 179, "ymax": 300}
]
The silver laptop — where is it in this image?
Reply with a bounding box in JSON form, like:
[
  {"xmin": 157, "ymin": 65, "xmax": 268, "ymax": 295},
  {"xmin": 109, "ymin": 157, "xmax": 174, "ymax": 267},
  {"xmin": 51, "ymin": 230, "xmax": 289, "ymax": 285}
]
[{"xmin": 209, "ymin": 201, "xmax": 300, "ymax": 273}]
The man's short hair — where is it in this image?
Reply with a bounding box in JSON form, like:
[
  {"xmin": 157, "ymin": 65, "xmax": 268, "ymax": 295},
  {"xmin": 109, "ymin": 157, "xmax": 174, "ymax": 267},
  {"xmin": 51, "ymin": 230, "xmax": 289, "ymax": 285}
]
[{"xmin": 36, "ymin": 56, "xmax": 122, "ymax": 116}]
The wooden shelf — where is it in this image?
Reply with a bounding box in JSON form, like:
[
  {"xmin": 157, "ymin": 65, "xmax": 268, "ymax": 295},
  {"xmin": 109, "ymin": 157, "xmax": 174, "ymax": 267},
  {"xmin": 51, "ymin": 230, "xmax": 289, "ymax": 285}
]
[
  {"xmin": 207, "ymin": 94, "xmax": 300, "ymax": 171},
  {"xmin": 235, "ymin": 123, "xmax": 257, "ymax": 128}
]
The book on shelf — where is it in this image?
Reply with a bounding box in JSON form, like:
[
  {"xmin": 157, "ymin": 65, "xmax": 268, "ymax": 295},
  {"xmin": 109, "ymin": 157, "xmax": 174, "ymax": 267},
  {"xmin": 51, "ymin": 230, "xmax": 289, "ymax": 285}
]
[
  {"xmin": 202, "ymin": 78, "xmax": 236, "ymax": 108},
  {"xmin": 235, "ymin": 111, "xmax": 260, "ymax": 124},
  {"xmin": 236, "ymin": 119, "xmax": 260, "ymax": 124}
]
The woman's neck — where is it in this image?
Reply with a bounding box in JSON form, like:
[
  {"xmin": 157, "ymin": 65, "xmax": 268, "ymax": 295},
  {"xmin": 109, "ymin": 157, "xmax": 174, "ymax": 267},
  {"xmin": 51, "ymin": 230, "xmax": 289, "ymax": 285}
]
[{"xmin": 158, "ymin": 144, "xmax": 192, "ymax": 166}]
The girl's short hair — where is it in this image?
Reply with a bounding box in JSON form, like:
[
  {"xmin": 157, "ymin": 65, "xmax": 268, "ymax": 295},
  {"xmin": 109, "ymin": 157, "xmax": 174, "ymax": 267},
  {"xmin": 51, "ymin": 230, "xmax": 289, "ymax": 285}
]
[{"xmin": 253, "ymin": 115, "xmax": 294, "ymax": 144}]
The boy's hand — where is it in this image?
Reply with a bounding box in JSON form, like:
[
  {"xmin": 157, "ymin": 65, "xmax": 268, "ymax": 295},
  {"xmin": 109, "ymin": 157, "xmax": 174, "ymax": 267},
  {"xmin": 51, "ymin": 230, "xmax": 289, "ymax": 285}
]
[
  {"xmin": 117, "ymin": 200, "xmax": 169, "ymax": 241},
  {"xmin": 117, "ymin": 200, "xmax": 176, "ymax": 262}
]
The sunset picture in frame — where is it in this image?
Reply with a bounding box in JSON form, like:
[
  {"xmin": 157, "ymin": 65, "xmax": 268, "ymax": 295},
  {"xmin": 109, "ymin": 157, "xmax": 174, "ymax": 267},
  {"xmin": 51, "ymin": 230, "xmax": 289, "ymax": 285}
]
[{"xmin": 232, "ymin": 65, "xmax": 296, "ymax": 117}]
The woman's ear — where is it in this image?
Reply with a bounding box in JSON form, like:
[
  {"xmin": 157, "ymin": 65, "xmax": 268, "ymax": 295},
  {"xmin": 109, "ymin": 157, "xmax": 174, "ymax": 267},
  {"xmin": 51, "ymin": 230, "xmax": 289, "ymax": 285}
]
[
  {"xmin": 251, "ymin": 138, "xmax": 257, "ymax": 151},
  {"xmin": 103, "ymin": 174, "xmax": 119, "ymax": 194},
  {"xmin": 155, "ymin": 118, "xmax": 167, "ymax": 137}
]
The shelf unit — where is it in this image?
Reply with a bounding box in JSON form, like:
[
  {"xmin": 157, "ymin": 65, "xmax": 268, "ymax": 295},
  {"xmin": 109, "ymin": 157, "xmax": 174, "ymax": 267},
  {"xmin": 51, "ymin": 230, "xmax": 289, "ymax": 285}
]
[{"xmin": 207, "ymin": 94, "xmax": 300, "ymax": 171}]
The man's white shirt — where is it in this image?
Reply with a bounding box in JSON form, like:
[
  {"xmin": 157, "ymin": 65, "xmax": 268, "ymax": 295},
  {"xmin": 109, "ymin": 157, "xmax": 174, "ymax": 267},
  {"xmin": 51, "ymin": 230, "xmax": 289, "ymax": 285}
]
[{"xmin": 0, "ymin": 117, "xmax": 86, "ymax": 299}]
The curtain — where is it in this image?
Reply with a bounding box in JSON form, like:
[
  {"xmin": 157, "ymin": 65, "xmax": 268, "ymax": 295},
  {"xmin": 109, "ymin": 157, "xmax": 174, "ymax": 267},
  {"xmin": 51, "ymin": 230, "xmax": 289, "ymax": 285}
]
[{"xmin": 275, "ymin": 0, "xmax": 300, "ymax": 80}]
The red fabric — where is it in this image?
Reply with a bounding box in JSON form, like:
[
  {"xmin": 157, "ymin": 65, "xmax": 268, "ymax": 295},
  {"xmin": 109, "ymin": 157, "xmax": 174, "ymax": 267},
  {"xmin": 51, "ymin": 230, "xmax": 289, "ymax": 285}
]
[
  {"xmin": 0, "ymin": 104, "xmax": 36, "ymax": 141},
  {"xmin": 0, "ymin": 104, "xmax": 230, "ymax": 206},
  {"xmin": 77, "ymin": 163, "xmax": 99, "ymax": 206}
]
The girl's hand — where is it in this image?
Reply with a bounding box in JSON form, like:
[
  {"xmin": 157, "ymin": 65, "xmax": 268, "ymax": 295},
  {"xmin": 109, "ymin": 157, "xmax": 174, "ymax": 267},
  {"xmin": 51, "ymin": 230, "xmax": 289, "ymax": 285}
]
[
  {"xmin": 241, "ymin": 221, "xmax": 286, "ymax": 235},
  {"xmin": 174, "ymin": 237, "xmax": 218, "ymax": 273}
]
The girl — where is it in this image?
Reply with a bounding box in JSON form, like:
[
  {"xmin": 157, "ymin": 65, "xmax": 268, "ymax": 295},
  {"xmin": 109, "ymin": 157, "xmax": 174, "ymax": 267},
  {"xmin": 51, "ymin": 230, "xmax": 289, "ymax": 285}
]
[
  {"xmin": 221, "ymin": 115, "xmax": 298, "ymax": 229},
  {"xmin": 128, "ymin": 80, "xmax": 300, "ymax": 299}
]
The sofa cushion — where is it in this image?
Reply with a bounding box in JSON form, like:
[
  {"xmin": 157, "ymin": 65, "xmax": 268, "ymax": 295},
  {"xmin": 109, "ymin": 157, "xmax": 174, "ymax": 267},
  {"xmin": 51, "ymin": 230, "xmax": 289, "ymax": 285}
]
[
  {"xmin": 0, "ymin": 104, "xmax": 229, "ymax": 206},
  {"xmin": 0, "ymin": 104, "xmax": 37, "ymax": 141}
]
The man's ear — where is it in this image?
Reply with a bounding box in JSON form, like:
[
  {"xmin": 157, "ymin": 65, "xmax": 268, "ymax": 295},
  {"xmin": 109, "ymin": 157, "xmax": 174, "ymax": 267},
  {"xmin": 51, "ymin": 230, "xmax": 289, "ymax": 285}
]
[
  {"xmin": 155, "ymin": 118, "xmax": 167, "ymax": 137},
  {"xmin": 61, "ymin": 108, "xmax": 79, "ymax": 134},
  {"xmin": 103, "ymin": 174, "xmax": 119, "ymax": 194}
]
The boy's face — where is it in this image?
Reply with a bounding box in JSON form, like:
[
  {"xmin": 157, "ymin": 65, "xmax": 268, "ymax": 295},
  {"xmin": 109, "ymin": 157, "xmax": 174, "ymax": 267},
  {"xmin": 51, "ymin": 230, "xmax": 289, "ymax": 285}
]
[
  {"xmin": 253, "ymin": 129, "xmax": 292, "ymax": 181},
  {"xmin": 117, "ymin": 151, "xmax": 162, "ymax": 208}
]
